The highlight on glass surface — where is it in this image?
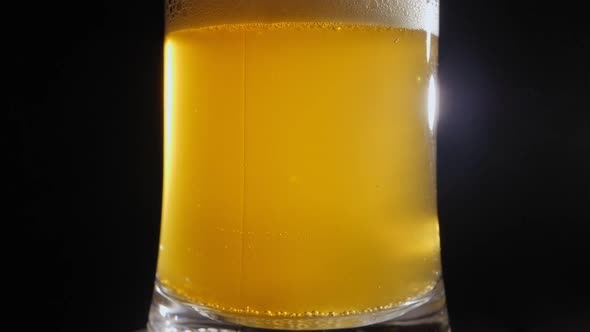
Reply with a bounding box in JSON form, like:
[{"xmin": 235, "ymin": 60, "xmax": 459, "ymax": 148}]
[{"xmin": 148, "ymin": 1, "xmax": 448, "ymax": 331}]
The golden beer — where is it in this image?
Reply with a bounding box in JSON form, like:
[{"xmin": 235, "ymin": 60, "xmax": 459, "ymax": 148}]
[{"xmin": 153, "ymin": 1, "xmax": 443, "ymax": 330}]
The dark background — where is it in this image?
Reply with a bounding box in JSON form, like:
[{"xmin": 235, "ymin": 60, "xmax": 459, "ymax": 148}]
[{"xmin": 12, "ymin": 0, "xmax": 589, "ymax": 331}]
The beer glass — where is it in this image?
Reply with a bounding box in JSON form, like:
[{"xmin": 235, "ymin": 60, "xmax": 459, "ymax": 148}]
[{"xmin": 148, "ymin": 1, "xmax": 448, "ymax": 331}]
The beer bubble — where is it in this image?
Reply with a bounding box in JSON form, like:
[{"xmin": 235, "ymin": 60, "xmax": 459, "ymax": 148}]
[{"xmin": 368, "ymin": 0, "xmax": 378, "ymax": 10}]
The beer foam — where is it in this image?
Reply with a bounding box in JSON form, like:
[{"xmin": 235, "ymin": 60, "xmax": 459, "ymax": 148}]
[{"xmin": 166, "ymin": 0, "xmax": 439, "ymax": 35}]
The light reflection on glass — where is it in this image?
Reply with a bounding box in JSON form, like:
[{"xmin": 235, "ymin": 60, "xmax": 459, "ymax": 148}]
[
  {"xmin": 428, "ymin": 75, "xmax": 437, "ymax": 132},
  {"xmin": 164, "ymin": 41, "xmax": 175, "ymax": 199}
]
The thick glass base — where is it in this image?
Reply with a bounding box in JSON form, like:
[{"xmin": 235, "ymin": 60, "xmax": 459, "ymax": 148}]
[{"xmin": 147, "ymin": 280, "xmax": 449, "ymax": 331}]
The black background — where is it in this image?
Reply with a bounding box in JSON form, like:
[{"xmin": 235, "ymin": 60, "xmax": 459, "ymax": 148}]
[{"xmin": 12, "ymin": 1, "xmax": 590, "ymax": 331}]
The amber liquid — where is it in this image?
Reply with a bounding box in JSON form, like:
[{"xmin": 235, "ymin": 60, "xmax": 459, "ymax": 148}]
[{"xmin": 158, "ymin": 22, "xmax": 440, "ymax": 319}]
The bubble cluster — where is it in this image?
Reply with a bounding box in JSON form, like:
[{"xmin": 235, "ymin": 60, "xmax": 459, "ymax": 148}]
[
  {"xmin": 177, "ymin": 22, "xmax": 415, "ymax": 35},
  {"xmin": 164, "ymin": 289, "xmax": 430, "ymax": 319}
]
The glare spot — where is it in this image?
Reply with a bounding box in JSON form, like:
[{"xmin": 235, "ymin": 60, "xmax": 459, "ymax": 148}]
[
  {"xmin": 159, "ymin": 304, "xmax": 169, "ymax": 318},
  {"xmin": 427, "ymin": 76, "xmax": 438, "ymax": 131}
]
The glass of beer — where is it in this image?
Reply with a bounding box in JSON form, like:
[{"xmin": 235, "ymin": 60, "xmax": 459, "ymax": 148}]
[{"xmin": 148, "ymin": 1, "xmax": 448, "ymax": 331}]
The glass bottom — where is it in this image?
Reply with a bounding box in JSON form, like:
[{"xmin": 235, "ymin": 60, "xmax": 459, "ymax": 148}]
[{"xmin": 147, "ymin": 279, "xmax": 449, "ymax": 331}]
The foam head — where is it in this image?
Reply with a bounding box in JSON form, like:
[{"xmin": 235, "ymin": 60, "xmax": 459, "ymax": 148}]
[{"xmin": 165, "ymin": 0, "xmax": 439, "ymax": 35}]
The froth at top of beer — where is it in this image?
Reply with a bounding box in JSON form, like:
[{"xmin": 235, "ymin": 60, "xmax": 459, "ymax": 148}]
[{"xmin": 165, "ymin": 0, "xmax": 439, "ymax": 35}]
